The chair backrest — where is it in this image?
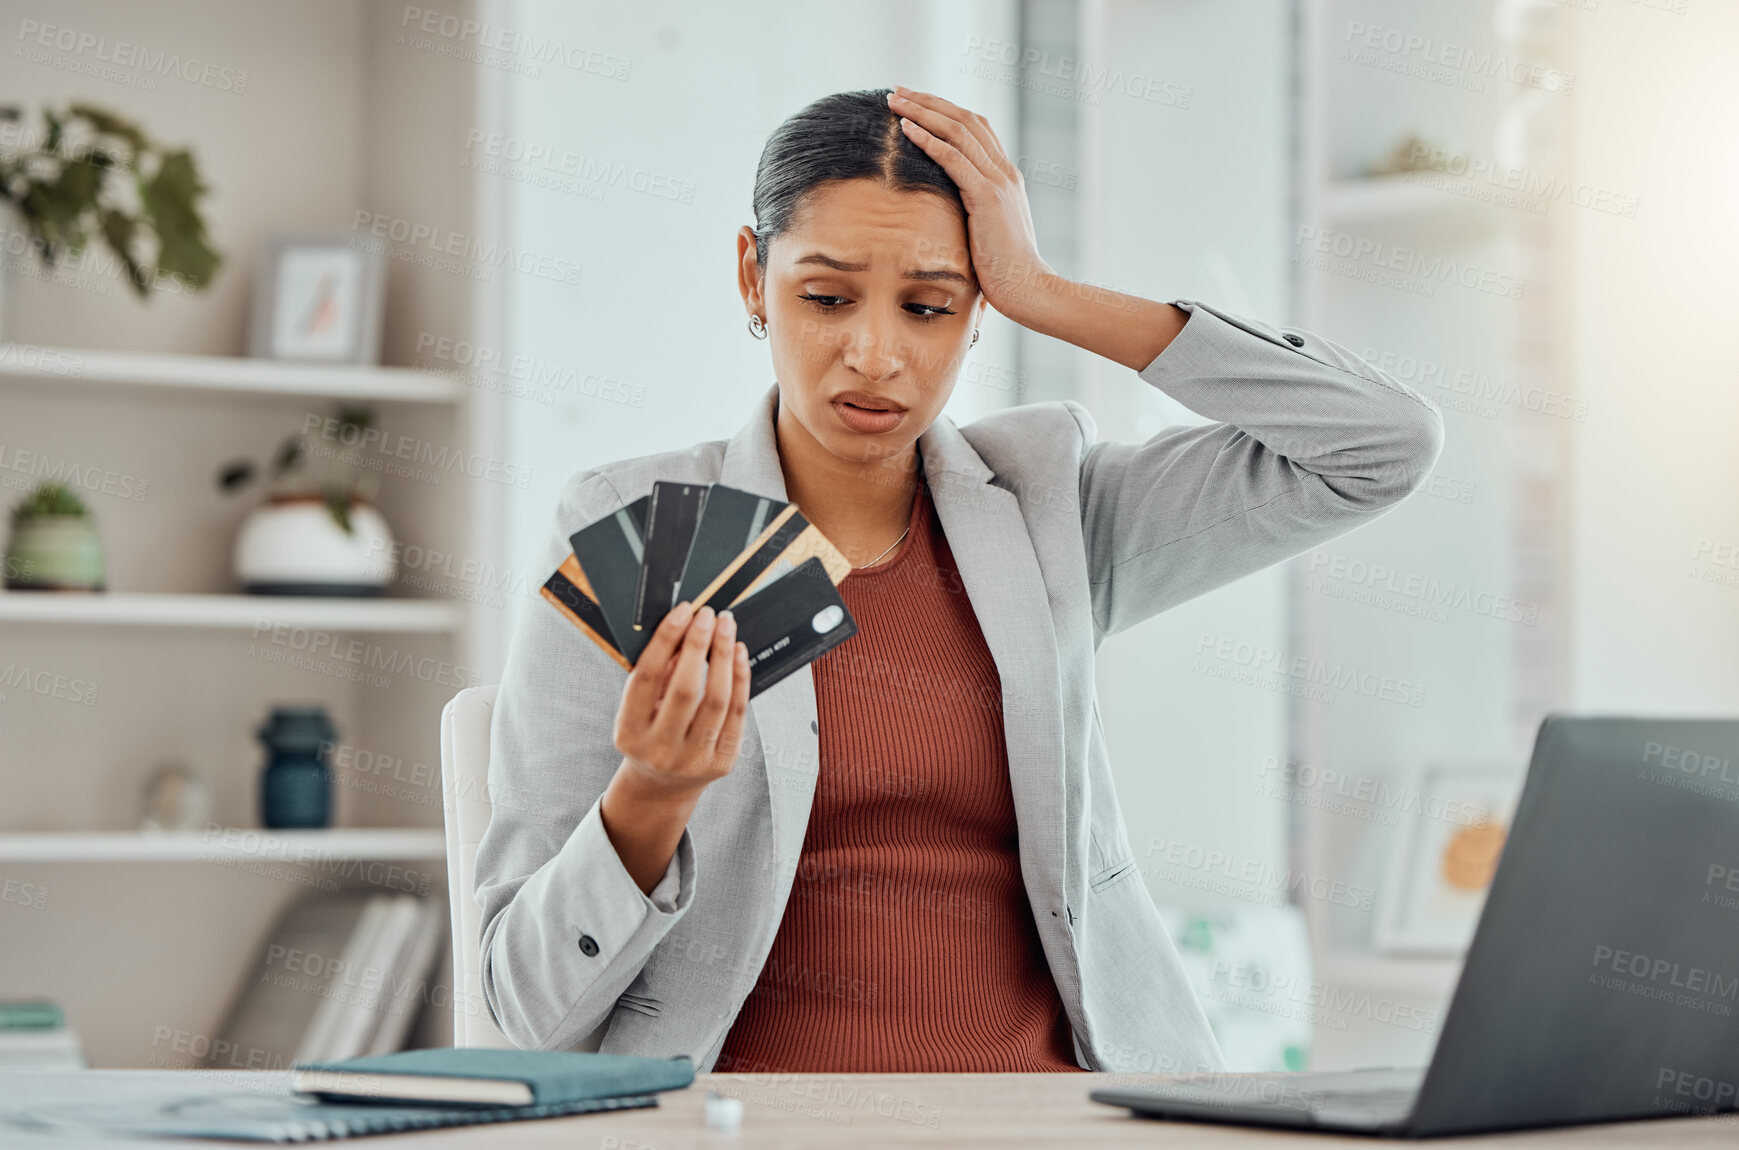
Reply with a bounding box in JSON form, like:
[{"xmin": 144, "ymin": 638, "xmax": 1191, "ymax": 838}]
[
  {"xmin": 439, "ymin": 685, "xmax": 514, "ymax": 1048},
  {"xmin": 441, "ymin": 684, "xmax": 610, "ymax": 1053}
]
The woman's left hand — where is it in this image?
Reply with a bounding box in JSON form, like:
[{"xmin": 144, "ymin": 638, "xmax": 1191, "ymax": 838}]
[{"xmin": 887, "ymin": 86, "xmax": 1056, "ymax": 324}]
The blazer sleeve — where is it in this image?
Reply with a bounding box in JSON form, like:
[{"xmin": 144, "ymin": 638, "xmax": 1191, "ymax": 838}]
[
  {"xmin": 472, "ymin": 469, "xmax": 699, "ymax": 1051},
  {"xmin": 1074, "ymin": 297, "xmax": 1446, "ymax": 639}
]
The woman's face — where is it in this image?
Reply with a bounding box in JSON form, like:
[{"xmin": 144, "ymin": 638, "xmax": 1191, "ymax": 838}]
[{"xmin": 738, "ymin": 177, "xmax": 983, "ymax": 472}]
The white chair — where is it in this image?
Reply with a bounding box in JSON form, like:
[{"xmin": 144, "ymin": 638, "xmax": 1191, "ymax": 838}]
[
  {"xmin": 441, "ymin": 684, "xmax": 611, "ymax": 1052},
  {"xmin": 439, "ymin": 685, "xmax": 514, "ymax": 1048}
]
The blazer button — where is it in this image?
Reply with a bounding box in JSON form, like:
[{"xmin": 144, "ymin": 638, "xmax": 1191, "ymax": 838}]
[
  {"xmin": 1283, "ymin": 333, "xmax": 1305, "ymax": 346},
  {"xmin": 810, "ymin": 720, "xmax": 819, "ymax": 734},
  {"xmin": 578, "ymin": 934, "xmax": 600, "ymax": 957}
]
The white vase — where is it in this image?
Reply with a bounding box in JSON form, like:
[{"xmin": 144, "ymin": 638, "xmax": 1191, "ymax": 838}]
[{"xmin": 233, "ymin": 494, "xmax": 397, "ymax": 596}]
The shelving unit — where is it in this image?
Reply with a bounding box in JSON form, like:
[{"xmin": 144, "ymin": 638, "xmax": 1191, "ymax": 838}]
[
  {"xmin": 0, "ymin": 0, "xmax": 496, "ymax": 1069},
  {"xmin": 1288, "ymin": 0, "xmax": 1576, "ymax": 1071},
  {"xmin": 0, "ymin": 829, "xmax": 447, "ymax": 863},
  {"xmin": 1320, "ymin": 174, "xmax": 1509, "ymax": 225},
  {"xmin": 0, "ymin": 591, "xmax": 466, "ymax": 632},
  {"xmin": 0, "ymin": 344, "xmax": 464, "ymax": 404}
]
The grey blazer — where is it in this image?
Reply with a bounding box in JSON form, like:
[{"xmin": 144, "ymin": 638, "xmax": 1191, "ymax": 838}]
[{"xmin": 474, "ymin": 297, "xmax": 1445, "ymax": 1073}]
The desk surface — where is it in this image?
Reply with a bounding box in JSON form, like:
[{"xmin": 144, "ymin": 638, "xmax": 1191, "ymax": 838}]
[
  {"xmin": 4, "ymin": 1071, "xmax": 1736, "ymax": 1147},
  {"xmin": 530, "ymin": 1073, "xmax": 1734, "ymax": 1148}
]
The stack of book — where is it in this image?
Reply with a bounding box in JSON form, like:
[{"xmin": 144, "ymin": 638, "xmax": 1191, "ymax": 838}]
[
  {"xmin": 542, "ymin": 480, "xmax": 860, "ymax": 693},
  {"xmin": 210, "ymin": 892, "xmax": 444, "ymax": 1070},
  {"xmin": 0, "ymin": 1000, "xmax": 85, "ymax": 1069}
]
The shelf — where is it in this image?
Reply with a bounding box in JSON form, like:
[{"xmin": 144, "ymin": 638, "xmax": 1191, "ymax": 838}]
[
  {"xmin": 1315, "ymin": 949, "xmax": 1463, "ymax": 998},
  {"xmin": 0, "ymin": 828, "xmax": 448, "ymax": 862},
  {"xmin": 1321, "ymin": 173, "xmax": 1511, "ymax": 225},
  {"xmin": 0, "ymin": 591, "xmax": 466, "ymax": 632},
  {"xmin": 0, "ymin": 345, "xmax": 464, "ymax": 404}
]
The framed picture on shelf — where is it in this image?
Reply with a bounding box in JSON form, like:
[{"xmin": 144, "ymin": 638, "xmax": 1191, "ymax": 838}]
[
  {"xmin": 1374, "ymin": 764, "xmax": 1524, "ymax": 956},
  {"xmin": 248, "ymin": 236, "xmax": 386, "ymax": 364}
]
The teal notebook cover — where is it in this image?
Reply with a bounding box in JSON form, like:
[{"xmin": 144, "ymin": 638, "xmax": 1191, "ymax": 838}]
[{"xmin": 294, "ymin": 1048, "xmax": 696, "ymax": 1106}]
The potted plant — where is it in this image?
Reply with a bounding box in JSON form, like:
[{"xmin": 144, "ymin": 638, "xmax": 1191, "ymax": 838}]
[
  {"xmin": 0, "ymin": 103, "xmax": 221, "ymax": 338},
  {"xmin": 217, "ymin": 405, "xmax": 398, "ymax": 596},
  {"xmin": 4, "ymin": 482, "xmax": 105, "ymax": 591}
]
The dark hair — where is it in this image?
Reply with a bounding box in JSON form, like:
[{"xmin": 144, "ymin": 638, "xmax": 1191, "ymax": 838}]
[{"xmin": 750, "ymin": 87, "xmax": 965, "ymax": 270}]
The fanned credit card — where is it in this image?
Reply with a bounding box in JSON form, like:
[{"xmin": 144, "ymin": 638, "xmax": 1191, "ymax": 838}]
[
  {"xmin": 567, "ymin": 494, "xmax": 652, "ymax": 663},
  {"xmin": 547, "ymin": 482, "xmax": 861, "ymax": 694}
]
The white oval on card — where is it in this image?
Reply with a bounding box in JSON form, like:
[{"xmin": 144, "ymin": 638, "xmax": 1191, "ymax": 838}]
[{"xmin": 811, "ymin": 605, "xmax": 844, "ymax": 634}]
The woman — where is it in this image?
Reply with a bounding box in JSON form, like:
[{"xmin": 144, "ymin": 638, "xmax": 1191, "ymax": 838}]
[{"xmin": 474, "ymin": 86, "xmax": 1444, "ymax": 1075}]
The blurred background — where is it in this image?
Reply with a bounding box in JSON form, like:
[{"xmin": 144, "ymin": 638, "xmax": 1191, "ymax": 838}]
[{"xmin": 0, "ymin": 0, "xmax": 1733, "ymax": 1075}]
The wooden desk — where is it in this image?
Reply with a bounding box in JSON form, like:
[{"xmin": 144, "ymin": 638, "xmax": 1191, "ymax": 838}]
[
  {"xmin": 403, "ymin": 1072, "xmax": 1738, "ymax": 1148},
  {"xmin": 3, "ymin": 1071, "xmax": 1734, "ymax": 1146}
]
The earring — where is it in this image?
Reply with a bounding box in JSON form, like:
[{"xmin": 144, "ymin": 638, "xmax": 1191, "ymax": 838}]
[
  {"xmin": 970, "ymin": 328, "xmax": 980, "ymax": 347},
  {"xmin": 748, "ymin": 314, "xmax": 767, "ymax": 339}
]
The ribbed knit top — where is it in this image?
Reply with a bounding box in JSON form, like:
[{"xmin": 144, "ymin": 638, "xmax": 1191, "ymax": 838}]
[{"xmin": 713, "ymin": 474, "xmax": 1084, "ymax": 1073}]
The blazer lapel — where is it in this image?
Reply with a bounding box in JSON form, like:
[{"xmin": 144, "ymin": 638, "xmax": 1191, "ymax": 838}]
[
  {"xmin": 714, "ymin": 384, "xmax": 816, "ymax": 877},
  {"xmin": 918, "ymin": 414, "xmax": 1071, "ymax": 922},
  {"xmin": 715, "ymin": 383, "xmax": 1070, "ymax": 918}
]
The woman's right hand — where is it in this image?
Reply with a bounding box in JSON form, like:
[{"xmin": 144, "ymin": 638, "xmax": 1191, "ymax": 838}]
[{"xmin": 611, "ymin": 601, "xmax": 752, "ymax": 801}]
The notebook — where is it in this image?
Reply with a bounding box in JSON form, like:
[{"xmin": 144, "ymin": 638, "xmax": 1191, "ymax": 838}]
[
  {"xmin": 0, "ymin": 1056, "xmax": 694, "ymax": 1143},
  {"xmin": 292, "ymin": 1047, "xmax": 695, "ymax": 1107}
]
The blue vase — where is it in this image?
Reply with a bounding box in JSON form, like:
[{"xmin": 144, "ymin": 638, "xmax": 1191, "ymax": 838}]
[{"xmin": 258, "ymin": 706, "xmax": 338, "ymax": 829}]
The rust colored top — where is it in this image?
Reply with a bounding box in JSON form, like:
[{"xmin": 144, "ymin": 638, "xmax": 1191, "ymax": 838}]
[{"xmin": 714, "ymin": 475, "xmax": 1083, "ymax": 1073}]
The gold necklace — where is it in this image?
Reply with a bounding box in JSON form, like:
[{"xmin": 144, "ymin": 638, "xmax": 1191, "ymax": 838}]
[
  {"xmin": 853, "ymin": 522, "xmax": 911, "ymax": 570},
  {"xmin": 851, "ymin": 459, "xmax": 923, "ymax": 570}
]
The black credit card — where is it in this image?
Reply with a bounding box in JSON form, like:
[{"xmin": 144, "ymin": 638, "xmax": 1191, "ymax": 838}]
[
  {"xmin": 675, "ymin": 484, "xmax": 790, "ymax": 607},
  {"xmin": 687, "ymin": 506, "xmax": 851, "ymax": 614},
  {"xmin": 540, "ymin": 553, "xmax": 631, "ymax": 671},
  {"xmin": 568, "ymin": 493, "xmax": 651, "ymax": 663},
  {"xmin": 634, "ymin": 481, "xmax": 709, "ymax": 635},
  {"xmin": 728, "ymin": 556, "xmax": 858, "ymax": 698},
  {"xmin": 732, "ymin": 518, "xmax": 852, "ymax": 602}
]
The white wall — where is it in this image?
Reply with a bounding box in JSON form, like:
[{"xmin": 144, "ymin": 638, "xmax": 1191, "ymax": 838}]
[
  {"xmin": 1079, "ymin": 0, "xmax": 1293, "ymax": 906},
  {"xmin": 1566, "ymin": 1, "xmax": 1739, "ymax": 711}
]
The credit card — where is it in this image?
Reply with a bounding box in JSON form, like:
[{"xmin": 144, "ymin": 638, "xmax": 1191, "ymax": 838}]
[
  {"xmin": 675, "ymin": 484, "xmax": 790, "ymax": 606},
  {"xmin": 728, "ymin": 556, "xmax": 859, "ymax": 698},
  {"xmin": 539, "ymin": 553, "xmax": 631, "ymax": 671},
  {"xmin": 634, "ymin": 481, "xmax": 709, "ymax": 636},
  {"xmin": 568, "ymin": 493, "xmax": 652, "ymax": 663},
  {"xmin": 734, "ymin": 521, "xmax": 853, "ymax": 600},
  {"xmin": 690, "ymin": 507, "xmax": 851, "ymax": 614}
]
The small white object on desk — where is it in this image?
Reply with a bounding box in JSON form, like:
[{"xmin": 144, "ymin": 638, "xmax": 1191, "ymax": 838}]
[{"xmin": 704, "ymin": 1090, "xmax": 744, "ymax": 1133}]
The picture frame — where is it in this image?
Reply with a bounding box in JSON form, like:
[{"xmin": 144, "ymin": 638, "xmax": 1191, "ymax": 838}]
[
  {"xmin": 1373, "ymin": 763, "xmax": 1525, "ymax": 956},
  {"xmin": 247, "ymin": 236, "xmax": 386, "ymax": 364}
]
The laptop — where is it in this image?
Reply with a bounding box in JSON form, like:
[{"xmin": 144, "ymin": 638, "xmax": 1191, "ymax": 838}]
[{"xmin": 1092, "ymin": 716, "xmax": 1739, "ymax": 1137}]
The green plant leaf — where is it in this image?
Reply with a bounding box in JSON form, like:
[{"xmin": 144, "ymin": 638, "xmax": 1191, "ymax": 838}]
[
  {"xmin": 271, "ymin": 436, "xmax": 303, "ymax": 477},
  {"xmin": 100, "ymin": 209, "xmax": 147, "ymax": 296},
  {"xmin": 143, "ymin": 149, "xmax": 220, "ymax": 290},
  {"xmin": 323, "ymin": 489, "xmax": 354, "ymax": 535},
  {"xmin": 67, "ymin": 103, "xmax": 148, "ymax": 156},
  {"xmin": 10, "ymin": 482, "xmax": 92, "ymax": 524},
  {"xmin": 334, "ymin": 405, "xmax": 374, "ymax": 435},
  {"xmin": 0, "ymin": 103, "xmax": 220, "ymax": 296},
  {"xmin": 215, "ymin": 460, "xmax": 255, "ymax": 493}
]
